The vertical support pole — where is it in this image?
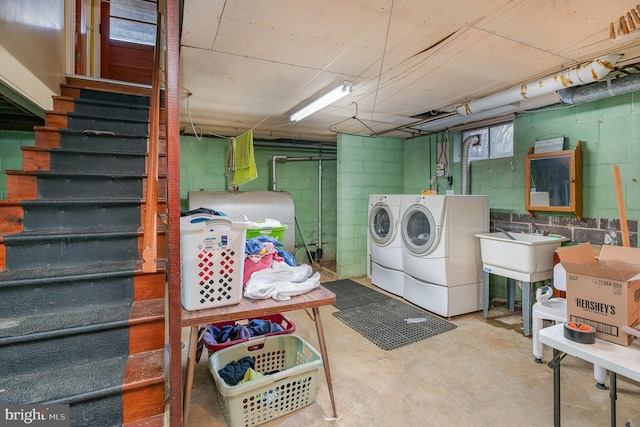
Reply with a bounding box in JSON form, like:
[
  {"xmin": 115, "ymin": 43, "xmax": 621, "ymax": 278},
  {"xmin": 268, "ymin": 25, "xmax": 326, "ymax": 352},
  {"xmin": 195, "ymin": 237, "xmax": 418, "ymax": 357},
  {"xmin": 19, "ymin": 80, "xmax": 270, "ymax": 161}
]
[
  {"xmin": 610, "ymin": 371, "xmax": 617, "ymax": 427},
  {"xmin": 522, "ymin": 281, "xmax": 532, "ymax": 336},
  {"xmin": 482, "ymin": 271, "xmax": 489, "ymax": 319}
]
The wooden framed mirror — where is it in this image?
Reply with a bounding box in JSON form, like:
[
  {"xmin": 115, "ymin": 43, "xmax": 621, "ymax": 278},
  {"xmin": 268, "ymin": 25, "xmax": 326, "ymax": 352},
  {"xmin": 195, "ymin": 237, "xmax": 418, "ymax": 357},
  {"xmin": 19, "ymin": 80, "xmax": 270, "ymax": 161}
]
[{"xmin": 525, "ymin": 141, "xmax": 582, "ymax": 219}]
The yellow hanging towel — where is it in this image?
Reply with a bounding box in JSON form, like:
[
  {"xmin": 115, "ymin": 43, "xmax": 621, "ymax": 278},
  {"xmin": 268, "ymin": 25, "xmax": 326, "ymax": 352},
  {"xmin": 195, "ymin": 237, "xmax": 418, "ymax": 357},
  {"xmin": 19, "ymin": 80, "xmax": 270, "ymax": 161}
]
[{"xmin": 231, "ymin": 130, "xmax": 258, "ymax": 185}]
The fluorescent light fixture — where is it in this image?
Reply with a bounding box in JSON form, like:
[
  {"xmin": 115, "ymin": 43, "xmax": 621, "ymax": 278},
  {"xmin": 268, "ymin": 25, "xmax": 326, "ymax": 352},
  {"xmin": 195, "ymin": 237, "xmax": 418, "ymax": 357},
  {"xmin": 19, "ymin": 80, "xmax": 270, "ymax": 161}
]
[{"xmin": 290, "ymin": 81, "xmax": 354, "ymax": 122}]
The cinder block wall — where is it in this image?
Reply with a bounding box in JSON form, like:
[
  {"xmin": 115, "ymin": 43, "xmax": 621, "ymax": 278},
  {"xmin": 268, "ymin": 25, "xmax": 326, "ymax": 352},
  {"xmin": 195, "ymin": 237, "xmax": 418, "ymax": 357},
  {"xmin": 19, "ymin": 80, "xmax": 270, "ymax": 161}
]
[
  {"xmin": 336, "ymin": 134, "xmax": 404, "ymax": 278},
  {"xmin": 180, "ymin": 135, "xmax": 337, "ymax": 263}
]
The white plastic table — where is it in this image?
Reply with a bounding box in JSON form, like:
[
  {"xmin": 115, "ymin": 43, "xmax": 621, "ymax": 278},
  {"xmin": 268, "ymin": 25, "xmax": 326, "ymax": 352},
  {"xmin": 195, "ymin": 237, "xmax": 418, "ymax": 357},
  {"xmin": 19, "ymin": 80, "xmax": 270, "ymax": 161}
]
[{"xmin": 539, "ymin": 323, "xmax": 640, "ymax": 427}]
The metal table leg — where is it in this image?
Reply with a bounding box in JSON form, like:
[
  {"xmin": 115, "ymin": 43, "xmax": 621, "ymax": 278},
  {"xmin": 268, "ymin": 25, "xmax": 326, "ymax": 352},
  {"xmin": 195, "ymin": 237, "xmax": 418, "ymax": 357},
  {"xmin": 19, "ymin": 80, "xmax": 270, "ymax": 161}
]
[
  {"xmin": 482, "ymin": 271, "xmax": 489, "ymax": 319},
  {"xmin": 610, "ymin": 371, "xmax": 617, "ymax": 427},
  {"xmin": 548, "ymin": 349, "xmax": 567, "ymax": 427},
  {"xmin": 506, "ymin": 279, "xmax": 515, "ymax": 311},
  {"xmin": 312, "ymin": 307, "xmax": 338, "ymax": 419},
  {"xmin": 522, "ymin": 281, "xmax": 533, "ymax": 336}
]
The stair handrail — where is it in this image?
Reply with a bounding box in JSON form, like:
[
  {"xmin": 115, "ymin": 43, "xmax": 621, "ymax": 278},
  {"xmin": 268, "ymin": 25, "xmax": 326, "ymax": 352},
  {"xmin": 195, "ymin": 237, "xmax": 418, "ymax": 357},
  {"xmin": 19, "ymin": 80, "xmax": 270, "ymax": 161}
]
[{"xmin": 142, "ymin": 8, "xmax": 163, "ymax": 273}]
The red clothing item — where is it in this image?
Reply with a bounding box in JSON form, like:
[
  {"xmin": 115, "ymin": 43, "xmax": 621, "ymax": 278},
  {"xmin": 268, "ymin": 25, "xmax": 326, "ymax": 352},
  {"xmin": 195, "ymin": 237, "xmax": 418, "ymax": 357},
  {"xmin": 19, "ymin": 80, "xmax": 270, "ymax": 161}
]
[{"xmin": 243, "ymin": 254, "xmax": 274, "ymax": 285}]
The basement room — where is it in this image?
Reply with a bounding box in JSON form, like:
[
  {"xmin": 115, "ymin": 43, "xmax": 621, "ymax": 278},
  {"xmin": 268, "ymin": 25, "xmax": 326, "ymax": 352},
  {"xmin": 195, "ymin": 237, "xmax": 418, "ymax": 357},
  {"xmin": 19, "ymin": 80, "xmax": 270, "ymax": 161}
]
[{"xmin": 0, "ymin": 1, "xmax": 639, "ymax": 426}]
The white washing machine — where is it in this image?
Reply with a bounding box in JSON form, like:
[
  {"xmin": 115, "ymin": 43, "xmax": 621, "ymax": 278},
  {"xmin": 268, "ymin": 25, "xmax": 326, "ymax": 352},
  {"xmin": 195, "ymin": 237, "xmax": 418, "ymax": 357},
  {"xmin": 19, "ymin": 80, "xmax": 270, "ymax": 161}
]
[
  {"xmin": 400, "ymin": 194, "xmax": 489, "ymax": 317},
  {"xmin": 368, "ymin": 194, "xmax": 404, "ymax": 296}
]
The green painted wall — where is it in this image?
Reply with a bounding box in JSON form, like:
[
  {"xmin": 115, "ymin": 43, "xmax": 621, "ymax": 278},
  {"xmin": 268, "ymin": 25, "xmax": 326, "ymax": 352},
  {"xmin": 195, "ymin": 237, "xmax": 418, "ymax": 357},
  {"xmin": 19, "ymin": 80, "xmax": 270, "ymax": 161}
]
[
  {"xmin": 180, "ymin": 135, "xmax": 337, "ymax": 263},
  {"xmin": 519, "ymin": 94, "xmax": 640, "ymax": 219},
  {"xmin": 470, "ymin": 92, "xmax": 640, "ymax": 219},
  {"xmin": 335, "ymin": 133, "xmax": 404, "ymax": 277},
  {"xmin": 403, "ymin": 133, "xmax": 438, "ymax": 192},
  {"xmin": 0, "ymin": 131, "xmax": 35, "ymax": 199}
]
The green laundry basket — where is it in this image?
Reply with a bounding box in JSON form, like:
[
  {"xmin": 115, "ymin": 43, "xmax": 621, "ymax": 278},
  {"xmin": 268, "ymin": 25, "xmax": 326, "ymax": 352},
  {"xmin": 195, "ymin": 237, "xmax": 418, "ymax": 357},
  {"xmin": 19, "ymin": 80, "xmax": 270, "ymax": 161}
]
[{"xmin": 209, "ymin": 334, "xmax": 322, "ymax": 427}]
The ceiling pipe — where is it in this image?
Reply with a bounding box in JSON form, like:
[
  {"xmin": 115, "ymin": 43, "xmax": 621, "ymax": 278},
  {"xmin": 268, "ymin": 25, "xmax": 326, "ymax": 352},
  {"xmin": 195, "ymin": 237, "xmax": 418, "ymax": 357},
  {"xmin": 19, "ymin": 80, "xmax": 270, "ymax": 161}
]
[
  {"xmin": 418, "ymin": 105, "xmax": 519, "ymax": 132},
  {"xmin": 455, "ymin": 54, "xmax": 621, "ymax": 116},
  {"xmin": 558, "ymin": 72, "xmax": 640, "ymax": 104},
  {"xmin": 271, "ymin": 155, "xmax": 337, "ymax": 191}
]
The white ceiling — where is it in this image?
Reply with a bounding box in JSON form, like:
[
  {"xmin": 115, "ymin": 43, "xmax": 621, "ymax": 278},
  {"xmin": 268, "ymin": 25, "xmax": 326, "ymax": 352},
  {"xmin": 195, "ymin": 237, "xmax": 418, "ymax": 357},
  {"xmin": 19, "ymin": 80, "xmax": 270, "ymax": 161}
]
[{"xmin": 179, "ymin": 0, "xmax": 640, "ymax": 143}]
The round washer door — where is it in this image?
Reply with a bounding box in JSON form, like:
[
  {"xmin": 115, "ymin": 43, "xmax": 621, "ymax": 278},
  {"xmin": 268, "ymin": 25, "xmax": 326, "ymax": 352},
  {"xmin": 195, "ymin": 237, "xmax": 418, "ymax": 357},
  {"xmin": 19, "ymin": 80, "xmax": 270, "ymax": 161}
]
[
  {"xmin": 369, "ymin": 203, "xmax": 396, "ymax": 246},
  {"xmin": 401, "ymin": 204, "xmax": 437, "ymax": 255}
]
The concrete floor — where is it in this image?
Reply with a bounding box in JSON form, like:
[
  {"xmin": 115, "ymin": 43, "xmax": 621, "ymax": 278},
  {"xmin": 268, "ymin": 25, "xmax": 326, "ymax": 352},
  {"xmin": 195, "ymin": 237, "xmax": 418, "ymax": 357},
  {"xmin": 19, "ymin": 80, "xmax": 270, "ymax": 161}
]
[{"xmin": 182, "ymin": 269, "xmax": 640, "ymax": 427}]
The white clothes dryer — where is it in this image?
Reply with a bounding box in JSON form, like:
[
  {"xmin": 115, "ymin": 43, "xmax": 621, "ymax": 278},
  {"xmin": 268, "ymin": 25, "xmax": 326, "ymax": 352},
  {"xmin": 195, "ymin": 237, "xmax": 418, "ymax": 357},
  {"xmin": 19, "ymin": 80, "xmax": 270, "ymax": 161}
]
[
  {"xmin": 400, "ymin": 194, "xmax": 489, "ymax": 316},
  {"xmin": 368, "ymin": 194, "xmax": 404, "ymax": 296}
]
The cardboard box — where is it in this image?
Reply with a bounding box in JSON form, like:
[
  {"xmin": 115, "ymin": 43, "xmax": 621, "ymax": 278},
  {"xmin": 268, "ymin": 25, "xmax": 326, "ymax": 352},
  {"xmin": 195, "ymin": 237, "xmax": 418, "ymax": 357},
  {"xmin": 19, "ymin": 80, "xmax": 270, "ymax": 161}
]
[{"xmin": 557, "ymin": 243, "xmax": 640, "ymax": 346}]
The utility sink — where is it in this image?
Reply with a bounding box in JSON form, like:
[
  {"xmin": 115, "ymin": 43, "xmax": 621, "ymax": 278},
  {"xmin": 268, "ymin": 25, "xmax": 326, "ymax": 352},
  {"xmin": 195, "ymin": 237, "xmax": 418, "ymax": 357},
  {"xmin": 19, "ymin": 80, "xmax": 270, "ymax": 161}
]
[{"xmin": 475, "ymin": 232, "xmax": 569, "ymax": 282}]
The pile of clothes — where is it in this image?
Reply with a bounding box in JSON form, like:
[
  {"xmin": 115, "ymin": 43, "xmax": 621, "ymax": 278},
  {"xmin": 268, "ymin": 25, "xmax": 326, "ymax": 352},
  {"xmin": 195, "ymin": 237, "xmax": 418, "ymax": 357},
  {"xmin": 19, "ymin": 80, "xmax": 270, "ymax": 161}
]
[
  {"xmin": 243, "ymin": 235, "xmax": 320, "ymax": 301},
  {"xmin": 196, "ymin": 318, "xmax": 286, "ymax": 361},
  {"xmin": 181, "ymin": 211, "xmax": 321, "ymax": 301},
  {"xmin": 217, "ymin": 356, "xmax": 281, "ymax": 386}
]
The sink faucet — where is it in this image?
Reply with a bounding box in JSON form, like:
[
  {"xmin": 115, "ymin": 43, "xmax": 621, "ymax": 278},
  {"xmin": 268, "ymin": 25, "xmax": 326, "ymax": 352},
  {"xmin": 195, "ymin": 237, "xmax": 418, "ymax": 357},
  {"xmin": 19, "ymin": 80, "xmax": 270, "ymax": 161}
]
[{"xmin": 529, "ymin": 222, "xmax": 543, "ymax": 235}]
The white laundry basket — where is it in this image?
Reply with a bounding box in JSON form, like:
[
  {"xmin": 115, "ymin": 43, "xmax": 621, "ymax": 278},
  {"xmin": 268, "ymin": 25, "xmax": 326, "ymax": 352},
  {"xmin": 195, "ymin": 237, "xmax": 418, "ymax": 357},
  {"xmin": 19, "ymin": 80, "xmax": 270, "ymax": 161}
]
[{"xmin": 180, "ymin": 214, "xmax": 249, "ymax": 310}]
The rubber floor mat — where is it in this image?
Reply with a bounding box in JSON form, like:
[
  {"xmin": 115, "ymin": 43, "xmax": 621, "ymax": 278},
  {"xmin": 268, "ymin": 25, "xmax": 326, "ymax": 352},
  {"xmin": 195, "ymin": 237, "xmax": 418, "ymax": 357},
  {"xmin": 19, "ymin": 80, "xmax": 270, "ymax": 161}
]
[
  {"xmin": 321, "ymin": 279, "xmax": 393, "ymax": 310},
  {"xmin": 333, "ymin": 298, "xmax": 457, "ymax": 350}
]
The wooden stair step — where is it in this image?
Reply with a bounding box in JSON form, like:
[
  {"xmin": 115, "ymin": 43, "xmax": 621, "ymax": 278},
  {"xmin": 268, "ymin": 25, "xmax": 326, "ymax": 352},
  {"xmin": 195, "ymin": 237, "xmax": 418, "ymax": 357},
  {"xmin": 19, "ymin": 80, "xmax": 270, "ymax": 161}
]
[
  {"xmin": 122, "ymin": 349, "xmax": 165, "ymax": 424},
  {"xmin": 20, "ymin": 145, "xmax": 167, "ymax": 174},
  {"xmin": 62, "ymin": 77, "xmax": 153, "ymax": 98},
  {"xmin": 0, "ymin": 259, "xmax": 166, "ymax": 304},
  {"xmin": 0, "ymin": 227, "xmax": 167, "ymax": 271},
  {"xmin": 52, "ymin": 95, "xmax": 75, "ymax": 114},
  {"xmin": 20, "ymin": 146, "xmax": 145, "ymax": 173},
  {"xmin": 2, "ymin": 170, "xmax": 171, "ymax": 201},
  {"xmin": 0, "ymin": 348, "xmax": 165, "ymax": 426},
  {"xmin": 0, "ymin": 199, "xmax": 167, "ymax": 235}
]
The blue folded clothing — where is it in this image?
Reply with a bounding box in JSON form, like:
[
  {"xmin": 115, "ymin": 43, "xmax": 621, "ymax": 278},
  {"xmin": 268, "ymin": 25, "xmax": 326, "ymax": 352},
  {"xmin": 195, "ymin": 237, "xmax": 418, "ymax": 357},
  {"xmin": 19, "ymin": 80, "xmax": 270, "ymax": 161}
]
[
  {"xmin": 200, "ymin": 319, "xmax": 285, "ymax": 349},
  {"xmin": 247, "ymin": 319, "xmax": 284, "ymax": 336},
  {"xmin": 218, "ymin": 356, "xmax": 255, "ymax": 386},
  {"xmin": 245, "ymin": 235, "xmax": 297, "ymax": 266}
]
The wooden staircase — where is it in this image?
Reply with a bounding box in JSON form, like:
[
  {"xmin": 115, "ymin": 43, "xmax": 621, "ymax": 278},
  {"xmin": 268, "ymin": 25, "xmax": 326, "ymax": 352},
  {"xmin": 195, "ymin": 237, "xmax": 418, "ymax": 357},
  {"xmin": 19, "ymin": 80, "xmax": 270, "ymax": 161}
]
[{"xmin": 0, "ymin": 77, "xmax": 167, "ymax": 426}]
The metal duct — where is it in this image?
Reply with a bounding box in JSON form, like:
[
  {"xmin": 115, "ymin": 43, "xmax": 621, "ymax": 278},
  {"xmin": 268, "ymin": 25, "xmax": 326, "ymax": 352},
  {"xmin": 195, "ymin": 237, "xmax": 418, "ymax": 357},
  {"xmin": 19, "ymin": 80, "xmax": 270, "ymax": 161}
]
[
  {"xmin": 557, "ymin": 72, "xmax": 640, "ymax": 104},
  {"xmin": 461, "ymin": 135, "xmax": 481, "ymax": 195},
  {"xmin": 456, "ymin": 54, "xmax": 620, "ymax": 116}
]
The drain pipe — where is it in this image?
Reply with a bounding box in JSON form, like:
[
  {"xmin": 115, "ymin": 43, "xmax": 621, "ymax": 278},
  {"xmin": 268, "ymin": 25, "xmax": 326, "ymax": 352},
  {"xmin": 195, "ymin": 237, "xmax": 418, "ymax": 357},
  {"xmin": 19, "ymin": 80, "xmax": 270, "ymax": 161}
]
[
  {"xmin": 271, "ymin": 155, "xmax": 288, "ymax": 191},
  {"xmin": 317, "ymin": 158, "xmax": 323, "ymax": 260},
  {"xmin": 461, "ymin": 135, "xmax": 481, "ymax": 195},
  {"xmin": 271, "ymin": 155, "xmax": 337, "ymax": 260}
]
